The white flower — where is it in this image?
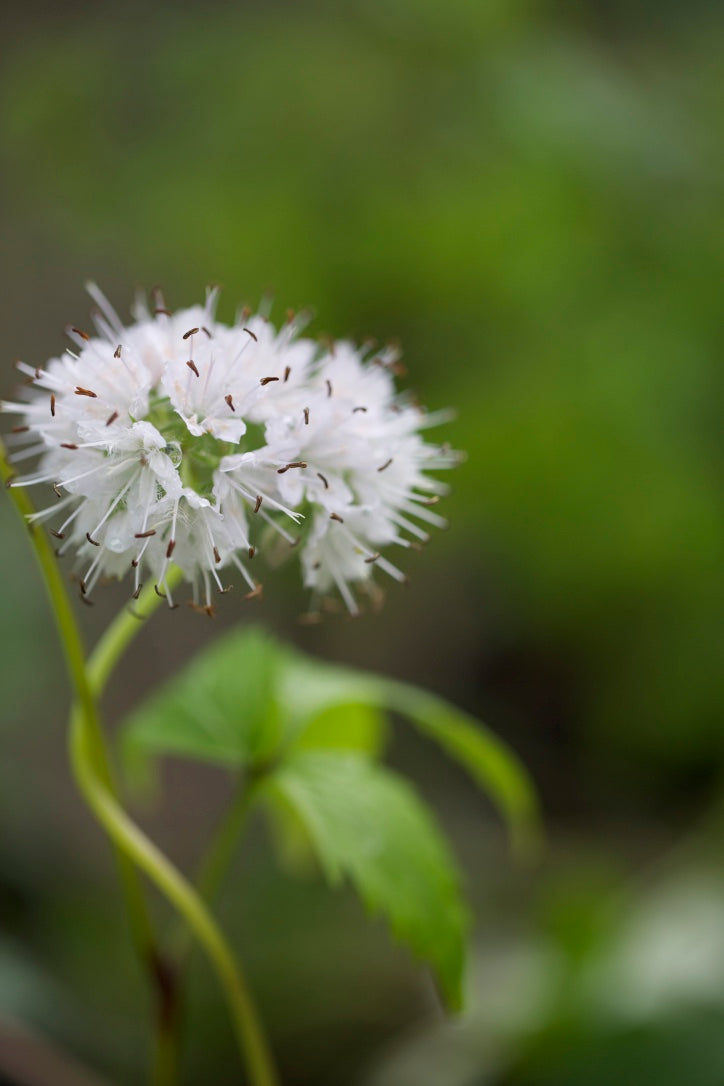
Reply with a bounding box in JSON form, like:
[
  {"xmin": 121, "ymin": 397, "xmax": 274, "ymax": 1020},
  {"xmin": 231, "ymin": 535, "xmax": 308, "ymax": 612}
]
[{"xmin": 2, "ymin": 286, "xmax": 457, "ymax": 614}]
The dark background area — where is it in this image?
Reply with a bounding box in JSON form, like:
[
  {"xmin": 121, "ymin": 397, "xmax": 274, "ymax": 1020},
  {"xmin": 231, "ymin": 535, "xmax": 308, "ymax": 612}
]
[{"xmin": 0, "ymin": 1, "xmax": 722, "ymax": 1083}]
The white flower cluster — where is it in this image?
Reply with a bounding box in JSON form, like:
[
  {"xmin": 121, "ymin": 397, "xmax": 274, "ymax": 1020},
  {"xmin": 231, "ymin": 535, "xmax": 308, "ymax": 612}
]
[{"xmin": 2, "ymin": 286, "xmax": 456, "ymax": 614}]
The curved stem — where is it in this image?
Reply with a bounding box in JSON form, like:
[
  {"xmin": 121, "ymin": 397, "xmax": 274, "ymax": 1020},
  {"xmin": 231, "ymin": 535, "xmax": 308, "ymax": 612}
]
[
  {"xmin": 70, "ymin": 702, "xmax": 278, "ymax": 1086},
  {"xmin": 0, "ymin": 442, "xmax": 154, "ymax": 962}
]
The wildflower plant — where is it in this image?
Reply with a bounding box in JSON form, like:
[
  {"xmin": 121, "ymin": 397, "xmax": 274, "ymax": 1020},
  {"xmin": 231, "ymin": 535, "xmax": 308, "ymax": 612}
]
[{"xmin": 0, "ymin": 286, "xmax": 537, "ymax": 1085}]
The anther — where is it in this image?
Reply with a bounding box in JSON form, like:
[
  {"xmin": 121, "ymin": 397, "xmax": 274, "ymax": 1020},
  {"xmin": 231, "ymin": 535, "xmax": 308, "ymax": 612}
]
[
  {"xmin": 154, "ymin": 584, "xmax": 166, "ymax": 598},
  {"xmin": 202, "ymin": 326, "xmax": 212, "ymax": 338},
  {"xmin": 106, "ymin": 411, "xmax": 119, "ymax": 426},
  {"xmin": 286, "ymin": 308, "xmax": 295, "ymax": 323},
  {"xmin": 277, "ymin": 461, "xmax": 307, "ymax": 474},
  {"xmin": 213, "ymin": 546, "xmax": 221, "ymax": 564},
  {"xmin": 260, "ymin": 376, "xmax": 279, "ymax": 386},
  {"xmin": 131, "ymin": 558, "xmax": 139, "ymax": 568},
  {"xmin": 364, "ymin": 552, "xmax": 380, "ymax": 563},
  {"xmin": 11, "ymin": 426, "xmax": 29, "ymax": 434},
  {"xmin": 79, "ymin": 592, "xmax": 94, "ymax": 607},
  {"xmin": 244, "ymin": 584, "xmax": 263, "ymax": 601},
  {"xmin": 134, "ymin": 529, "xmax": 156, "ymax": 538},
  {"xmin": 330, "ymin": 512, "xmax": 344, "ymax": 523},
  {"xmin": 53, "ymin": 482, "xmax": 62, "ymax": 497},
  {"xmin": 86, "ymin": 532, "xmax": 100, "ymax": 546},
  {"xmin": 225, "ymin": 394, "xmax": 235, "ymax": 411},
  {"xmin": 186, "ymin": 359, "xmax": 200, "ymax": 377},
  {"xmin": 283, "ymin": 365, "xmax": 291, "ymax": 382},
  {"xmin": 75, "ymin": 387, "xmax": 97, "ymax": 398},
  {"xmin": 114, "ymin": 344, "xmax": 122, "ymax": 358},
  {"xmin": 243, "ymin": 327, "xmax": 258, "ymax": 341},
  {"xmin": 183, "ymin": 327, "xmax": 199, "ymax": 340},
  {"xmin": 421, "ymin": 496, "xmax": 440, "ymax": 506},
  {"xmin": 60, "ymin": 443, "xmax": 78, "ymax": 450},
  {"xmin": 377, "ymin": 458, "xmax": 393, "ymax": 472},
  {"xmin": 203, "ymin": 604, "xmax": 217, "ymax": 618},
  {"xmin": 248, "ymin": 546, "xmax": 256, "ymax": 559},
  {"xmin": 4, "ymin": 475, "xmax": 16, "ymax": 489},
  {"xmin": 49, "ymin": 528, "xmax": 65, "ymax": 540},
  {"xmin": 253, "ymin": 495, "xmax": 263, "ymax": 514},
  {"xmin": 132, "ymin": 584, "xmax": 143, "ymax": 600},
  {"xmin": 166, "ymin": 539, "xmax": 176, "ymax": 558},
  {"xmin": 71, "ymin": 327, "xmax": 90, "ymax": 341},
  {"xmin": 325, "ymin": 379, "xmax": 333, "ymax": 397},
  {"xmin": 303, "ymin": 407, "xmax": 310, "ymax": 425},
  {"xmin": 352, "ymin": 406, "xmax": 367, "ymax": 413},
  {"xmin": 154, "ymin": 307, "xmax": 172, "ymax": 316},
  {"xmin": 316, "ymin": 472, "xmax": 329, "ymax": 489},
  {"xmin": 50, "ymin": 394, "xmax": 56, "ymax": 417}
]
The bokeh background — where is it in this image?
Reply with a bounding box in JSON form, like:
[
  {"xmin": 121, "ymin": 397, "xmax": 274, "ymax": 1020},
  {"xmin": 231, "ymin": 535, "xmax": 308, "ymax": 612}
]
[{"xmin": 0, "ymin": 1, "xmax": 723, "ymax": 1083}]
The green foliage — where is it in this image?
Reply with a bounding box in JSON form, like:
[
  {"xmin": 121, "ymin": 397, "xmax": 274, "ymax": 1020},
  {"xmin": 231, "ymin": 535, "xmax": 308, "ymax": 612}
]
[
  {"xmin": 263, "ymin": 750, "xmax": 468, "ymax": 1009},
  {"xmin": 122, "ymin": 624, "xmax": 535, "ymax": 1005}
]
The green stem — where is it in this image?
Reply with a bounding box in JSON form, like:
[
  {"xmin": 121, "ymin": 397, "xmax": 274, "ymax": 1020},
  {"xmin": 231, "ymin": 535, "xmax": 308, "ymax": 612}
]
[
  {"xmin": 0, "ymin": 443, "xmax": 154, "ymax": 963},
  {"xmin": 2, "ymin": 444, "xmax": 279, "ymax": 1086},
  {"xmin": 70, "ymin": 703, "xmax": 277, "ymax": 1086}
]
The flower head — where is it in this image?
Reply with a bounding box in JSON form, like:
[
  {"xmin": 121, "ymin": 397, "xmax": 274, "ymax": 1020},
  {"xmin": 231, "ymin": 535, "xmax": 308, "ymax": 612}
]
[{"xmin": 2, "ymin": 286, "xmax": 458, "ymax": 614}]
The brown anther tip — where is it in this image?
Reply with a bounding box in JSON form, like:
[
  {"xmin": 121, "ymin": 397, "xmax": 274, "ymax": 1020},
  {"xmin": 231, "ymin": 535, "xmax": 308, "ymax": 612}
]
[
  {"xmin": 303, "ymin": 406, "xmax": 311, "ymax": 426},
  {"xmin": 244, "ymin": 584, "xmax": 263, "ymax": 601},
  {"xmin": 213, "ymin": 546, "xmax": 221, "ymax": 564},
  {"xmin": 114, "ymin": 344, "xmax": 122, "ymax": 358},
  {"xmin": 316, "ymin": 472, "xmax": 329, "ymax": 489},
  {"xmin": 154, "ymin": 307, "xmax": 172, "ymax": 316},
  {"xmin": 132, "ymin": 584, "xmax": 143, "ymax": 600},
  {"xmin": 286, "ymin": 308, "xmax": 295, "ymax": 324},
  {"xmin": 203, "ymin": 604, "xmax": 217, "ymax": 618},
  {"xmin": 106, "ymin": 411, "xmax": 119, "ymax": 427},
  {"xmin": 79, "ymin": 592, "xmax": 94, "ymax": 606},
  {"xmin": 243, "ymin": 327, "xmax": 258, "ymax": 341},
  {"xmin": 79, "ymin": 579, "xmax": 87, "ymax": 595},
  {"xmin": 289, "ymin": 537, "xmax": 301, "ymax": 549},
  {"xmin": 325, "ymin": 379, "xmax": 333, "ymax": 397},
  {"xmin": 225, "ymin": 394, "xmax": 235, "ymax": 411},
  {"xmin": 253, "ymin": 495, "xmax": 263, "ymax": 514},
  {"xmin": 166, "ymin": 539, "xmax": 176, "ymax": 559},
  {"xmin": 53, "ymin": 482, "xmax": 62, "ymax": 497},
  {"xmin": 71, "ymin": 327, "xmax": 90, "ymax": 341},
  {"xmin": 219, "ymin": 584, "xmax": 233, "ymax": 594},
  {"xmin": 352, "ymin": 406, "xmax": 368, "ymax": 413},
  {"xmin": 50, "ymin": 394, "xmax": 56, "ymax": 417},
  {"xmin": 364, "ymin": 552, "xmax": 380, "ymax": 564},
  {"xmin": 298, "ymin": 611, "xmax": 323, "ymax": 626},
  {"xmin": 377, "ymin": 458, "xmax": 393, "ymax": 472},
  {"xmin": 186, "ymin": 360, "xmax": 200, "ymax": 377},
  {"xmin": 50, "ymin": 528, "xmax": 65, "ymax": 540},
  {"xmin": 277, "ymin": 461, "xmax": 307, "ymax": 474},
  {"xmin": 183, "ymin": 327, "xmax": 199, "ymax": 340},
  {"xmin": 154, "ymin": 584, "xmax": 166, "ymax": 598},
  {"xmin": 202, "ymin": 326, "xmax": 212, "ymax": 338},
  {"xmin": 131, "ymin": 558, "xmax": 139, "ymax": 568},
  {"xmin": 330, "ymin": 512, "xmax": 344, "ymax": 523},
  {"xmin": 5, "ymin": 475, "xmax": 16, "ymax": 489},
  {"xmin": 248, "ymin": 546, "xmax": 256, "ymax": 559},
  {"xmin": 11, "ymin": 425, "xmax": 29, "ymax": 434},
  {"xmin": 283, "ymin": 365, "xmax": 291, "ymax": 382},
  {"xmin": 86, "ymin": 532, "xmax": 100, "ymax": 546},
  {"xmin": 74, "ymin": 387, "xmax": 97, "ymax": 398},
  {"xmin": 134, "ymin": 529, "xmax": 156, "ymax": 538},
  {"xmin": 422, "ymin": 496, "xmax": 440, "ymax": 506},
  {"xmin": 260, "ymin": 376, "xmax": 279, "ymax": 386},
  {"xmin": 60, "ymin": 443, "xmax": 78, "ymax": 450}
]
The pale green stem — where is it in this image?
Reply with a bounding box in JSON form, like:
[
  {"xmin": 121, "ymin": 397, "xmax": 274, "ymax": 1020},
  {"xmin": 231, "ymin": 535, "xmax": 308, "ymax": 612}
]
[
  {"xmin": 0, "ymin": 442, "xmax": 154, "ymax": 962},
  {"xmin": 70, "ymin": 702, "xmax": 277, "ymax": 1086},
  {"xmin": 1, "ymin": 444, "xmax": 279, "ymax": 1086}
]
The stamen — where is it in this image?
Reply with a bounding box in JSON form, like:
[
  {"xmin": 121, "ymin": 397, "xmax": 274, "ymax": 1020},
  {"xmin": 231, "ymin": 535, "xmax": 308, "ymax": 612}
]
[
  {"xmin": 225, "ymin": 394, "xmax": 235, "ymax": 411},
  {"xmin": 325, "ymin": 379, "xmax": 333, "ymax": 397},
  {"xmin": 50, "ymin": 394, "xmax": 56, "ymax": 417},
  {"xmin": 135, "ymin": 529, "xmax": 156, "ymax": 538},
  {"xmin": 243, "ymin": 327, "xmax": 258, "ymax": 341},
  {"xmin": 377, "ymin": 458, "xmax": 393, "ymax": 472},
  {"xmin": 253, "ymin": 495, "xmax": 263, "ymax": 514},
  {"xmin": 183, "ymin": 327, "xmax": 199, "ymax": 340},
  {"xmin": 86, "ymin": 532, "xmax": 100, "ymax": 546},
  {"xmin": 186, "ymin": 360, "xmax": 199, "ymax": 377},
  {"xmin": 330, "ymin": 512, "xmax": 344, "ymax": 523},
  {"xmin": 303, "ymin": 407, "xmax": 310, "ymax": 425},
  {"xmin": 106, "ymin": 411, "xmax": 119, "ymax": 426},
  {"xmin": 277, "ymin": 461, "xmax": 307, "ymax": 474},
  {"xmin": 352, "ymin": 406, "xmax": 367, "ymax": 413},
  {"xmin": 283, "ymin": 366, "xmax": 291, "ymax": 382},
  {"xmin": 260, "ymin": 376, "xmax": 279, "ymax": 386},
  {"xmin": 74, "ymin": 387, "xmax": 97, "ymax": 398},
  {"xmin": 114, "ymin": 345, "xmax": 122, "ymax": 358}
]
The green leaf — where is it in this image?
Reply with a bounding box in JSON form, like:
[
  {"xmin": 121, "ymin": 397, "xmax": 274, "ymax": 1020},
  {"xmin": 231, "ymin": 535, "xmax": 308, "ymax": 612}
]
[
  {"xmin": 123, "ymin": 628, "xmax": 283, "ymax": 768},
  {"xmin": 380, "ymin": 679, "xmax": 541, "ymax": 860},
  {"xmin": 262, "ymin": 750, "xmax": 468, "ymax": 1009},
  {"xmin": 122, "ymin": 626, "xmax": 537, "ymax": 854}
]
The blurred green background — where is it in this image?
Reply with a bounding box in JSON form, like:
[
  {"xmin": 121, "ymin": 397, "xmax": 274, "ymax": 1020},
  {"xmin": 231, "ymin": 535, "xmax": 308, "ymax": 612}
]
[{"xmin": 0, "ymin": 0, "xmax": 723, "ymax": 1083}]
